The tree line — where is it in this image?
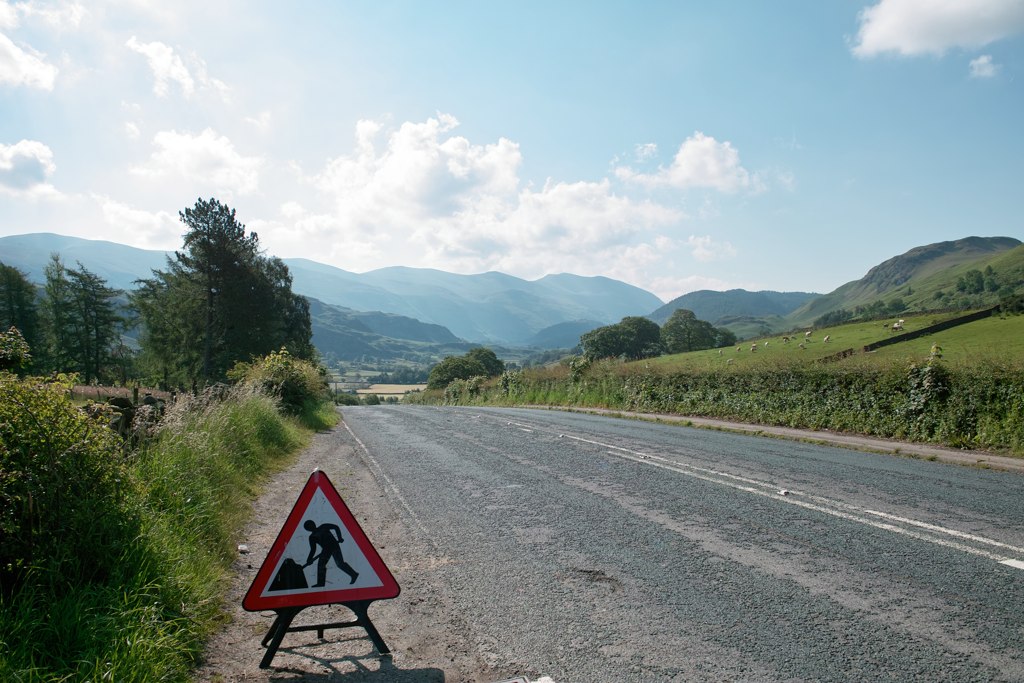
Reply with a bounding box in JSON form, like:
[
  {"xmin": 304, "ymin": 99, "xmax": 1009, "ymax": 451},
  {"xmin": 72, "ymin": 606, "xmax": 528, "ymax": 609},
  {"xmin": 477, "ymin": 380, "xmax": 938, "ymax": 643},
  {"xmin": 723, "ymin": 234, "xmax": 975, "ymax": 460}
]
[
  {"xmin": 0, "ymin": 198, "xmax": 316, "ymax": 389},
  {"xmin": 579, "ymin": 310, "xmax": 737, "ymax": 361}
]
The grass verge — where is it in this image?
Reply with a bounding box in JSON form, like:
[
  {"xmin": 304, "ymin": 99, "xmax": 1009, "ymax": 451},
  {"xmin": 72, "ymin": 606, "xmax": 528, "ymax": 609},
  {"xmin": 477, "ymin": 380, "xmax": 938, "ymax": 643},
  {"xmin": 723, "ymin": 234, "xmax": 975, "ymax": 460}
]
[{"xmin": 0, "ymin": 382, "xmax": 337, "ymax": 682}]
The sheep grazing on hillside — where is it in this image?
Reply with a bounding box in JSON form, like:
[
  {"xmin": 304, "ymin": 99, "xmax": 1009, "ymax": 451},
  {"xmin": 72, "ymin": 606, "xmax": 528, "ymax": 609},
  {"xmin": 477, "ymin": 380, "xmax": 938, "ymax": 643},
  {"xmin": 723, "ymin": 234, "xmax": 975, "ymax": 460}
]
[
  {"xmin": 805, "ymin": 330, "xmax": 812, "ymax": 338},
  {"xmin": 764, "ymin": 341, "xmax": 769, "ymax": 347},
  {"xmin": 727, "ymin": 358, "xmax": 734, "ymax": 365},
  {"xmin": 782, "ymin": 336, "xmax": 791, "ymax": 343},
  {"xmin": 718, "ymin": 349, "xmax": 723, "ymax": 355},
  {"xmin": 891, "ymin": 320, "xmax": 904, "ymax": 332},
  {"xmin": 798, "ymin": 343, "xmax": 806, "ymax": 350},
  {"xmin": 823, "ymin": 335, "xmax": 831, "ymax": 343},
  {"xmin": 750, "ymin": 344, "xmax": 758, "ymax": 352}
]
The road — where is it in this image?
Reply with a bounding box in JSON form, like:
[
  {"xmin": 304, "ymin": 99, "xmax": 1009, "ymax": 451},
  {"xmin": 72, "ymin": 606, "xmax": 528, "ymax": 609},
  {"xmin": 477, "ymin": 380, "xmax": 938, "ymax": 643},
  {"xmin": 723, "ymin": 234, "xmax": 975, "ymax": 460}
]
[{"xmin": 328, "ymin": 405, "xmax": 1024, "ymax": 682}]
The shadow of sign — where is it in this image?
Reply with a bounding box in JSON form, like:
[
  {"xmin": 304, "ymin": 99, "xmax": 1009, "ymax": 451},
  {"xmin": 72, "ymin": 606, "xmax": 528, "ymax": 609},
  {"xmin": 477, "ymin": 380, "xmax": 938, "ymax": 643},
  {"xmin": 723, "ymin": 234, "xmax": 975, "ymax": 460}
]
[{"xmin": 267, "ymin": 644, "xmax": 446, "ymax": 681}]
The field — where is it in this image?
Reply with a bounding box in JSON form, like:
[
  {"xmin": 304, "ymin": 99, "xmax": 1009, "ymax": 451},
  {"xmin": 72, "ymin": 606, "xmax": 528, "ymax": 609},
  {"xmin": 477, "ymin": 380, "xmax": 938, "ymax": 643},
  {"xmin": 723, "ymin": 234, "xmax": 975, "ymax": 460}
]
[{"xmin": 644, "ymin": 311, "xmax": 1024, "ymax": 372}]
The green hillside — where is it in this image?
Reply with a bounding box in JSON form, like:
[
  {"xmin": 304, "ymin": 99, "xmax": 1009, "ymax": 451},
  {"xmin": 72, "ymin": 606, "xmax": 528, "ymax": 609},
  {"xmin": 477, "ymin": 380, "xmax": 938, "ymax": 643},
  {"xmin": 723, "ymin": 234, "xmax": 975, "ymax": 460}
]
[{"xmin": 787, "ymin": 237, "xmax": 1022, "ymax": 327}]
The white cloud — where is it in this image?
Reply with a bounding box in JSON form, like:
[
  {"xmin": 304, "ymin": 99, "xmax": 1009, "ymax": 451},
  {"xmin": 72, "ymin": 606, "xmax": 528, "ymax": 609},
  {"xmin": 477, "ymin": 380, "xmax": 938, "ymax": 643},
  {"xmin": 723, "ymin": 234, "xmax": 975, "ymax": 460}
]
[
  {"xmin": 124, "ymin": 121, "xmax": 140, "ymax": 140},
  {"xmin": 245, "ymin": 110, "xmax": 272, "ymax": 133},
  {"xmin": 687, "ymin": 234, "xmax": 737, "ymax": 262},
  {"xmin": 0, "ymin": 3, "xmax": 18, "ymax": 30},
  {"xmin": 17, "ymin": 2, "xmax": 87, "ymax": 30},
  {"xmin": 615, "ymin": 132, "xmax": 756, "ymax": 193},
  {"xmin": 969, "ymin": 54, "xmax": 999, "ymax": 78},
  {"xmin": 133, "ymin": 128, "xmax": 262, "ymax": 197},
  {"xmin": 125, "ymin": 36, "xmax": 194, "ymax": 97},
  {"xmin": 853, "ymin": 0, "xmax": 1024, "ymax": 57},
  {"xmin": 124, "ymin": 37, "xmax": 228, "ymax": 100},
  {"xmin": 315, "ymin": 113, "xmax": 522, "ymax": 223},
  {"xmin": 278, "ymin": 115, "xmax": 686, "ymax": 283},
  {"xmin": 0, "ymin": 31, "xmax": 58, "ymax": 89},
  {"xmin": 634, "ymin": 142, "xmax": 658, "ymax": 161},
  {"xmin": 93, "ymin": 195, "xmax": 180, "ymax": 248},
  {"xmin": 0, "ymin": 139, "xmax": 60, "ymax": 197}
]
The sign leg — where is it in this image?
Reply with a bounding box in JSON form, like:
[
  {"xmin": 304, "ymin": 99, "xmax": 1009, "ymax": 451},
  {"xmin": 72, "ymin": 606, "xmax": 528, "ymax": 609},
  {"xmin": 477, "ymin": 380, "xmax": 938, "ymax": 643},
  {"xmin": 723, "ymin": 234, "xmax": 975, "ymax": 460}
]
[
  {"xmin": 260, "ymin": 608, "xmax": 300, "ymax": 669},
  {"xmin": 349, "ymin": 600, "xmax": 391, "ymax": 655}
]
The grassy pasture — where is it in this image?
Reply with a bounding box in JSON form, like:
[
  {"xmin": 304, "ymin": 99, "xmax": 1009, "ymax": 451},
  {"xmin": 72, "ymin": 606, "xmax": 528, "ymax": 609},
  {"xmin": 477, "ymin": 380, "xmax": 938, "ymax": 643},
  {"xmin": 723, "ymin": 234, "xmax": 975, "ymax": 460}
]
[{"xmin": 643, "ymin": 311, "xmax": 1023, "ymax": 372}]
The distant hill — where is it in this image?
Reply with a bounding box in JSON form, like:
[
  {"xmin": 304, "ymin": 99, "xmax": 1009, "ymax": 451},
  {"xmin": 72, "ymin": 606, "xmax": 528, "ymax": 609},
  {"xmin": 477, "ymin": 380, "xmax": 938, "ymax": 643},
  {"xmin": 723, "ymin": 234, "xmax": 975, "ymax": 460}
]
[
  {"xmin": 526, "ymin": 319, "xmax": 603, "ymax": 349},
  {"xmin": 0, "ymin": 233, "xmax": 168, "ymax": 290},
  {"xmin": 0, "ymin": 233, "xmax": 663, "ymax": 349},
  {"xmin": 288, "ymin": 263, "xmax": 664, "ymax": 344},
  {"xmin": 649, "ymin": 290, "xmax": 818, "ymax": 326},
  {"xmin": 307, "ymin": 298, "xmax": 469, "ymax": 362}
]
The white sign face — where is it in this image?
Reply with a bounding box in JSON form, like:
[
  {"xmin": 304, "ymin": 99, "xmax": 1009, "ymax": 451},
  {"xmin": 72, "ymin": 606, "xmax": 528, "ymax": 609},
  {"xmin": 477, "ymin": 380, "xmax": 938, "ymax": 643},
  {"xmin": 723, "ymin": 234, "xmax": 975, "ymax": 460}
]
[{"xmin": 258, "ymin": 488, "xmax": 385, "ymax": 599}]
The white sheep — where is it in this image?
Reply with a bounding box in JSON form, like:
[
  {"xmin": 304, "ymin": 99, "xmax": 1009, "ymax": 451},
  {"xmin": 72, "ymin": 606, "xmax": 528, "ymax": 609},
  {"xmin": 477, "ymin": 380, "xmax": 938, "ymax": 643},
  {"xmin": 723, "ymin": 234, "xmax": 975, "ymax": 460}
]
[{"xmin": 823, "ymin": 335, "xmax": 830, "ymax": 343}]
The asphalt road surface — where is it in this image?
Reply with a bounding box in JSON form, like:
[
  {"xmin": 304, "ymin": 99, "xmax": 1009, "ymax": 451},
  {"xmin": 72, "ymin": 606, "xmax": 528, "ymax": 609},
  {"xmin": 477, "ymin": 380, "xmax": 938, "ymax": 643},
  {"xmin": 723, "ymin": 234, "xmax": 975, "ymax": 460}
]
[{"xmin": 336, "ymin": 405, "xmax": 1024, "ymax": 682}]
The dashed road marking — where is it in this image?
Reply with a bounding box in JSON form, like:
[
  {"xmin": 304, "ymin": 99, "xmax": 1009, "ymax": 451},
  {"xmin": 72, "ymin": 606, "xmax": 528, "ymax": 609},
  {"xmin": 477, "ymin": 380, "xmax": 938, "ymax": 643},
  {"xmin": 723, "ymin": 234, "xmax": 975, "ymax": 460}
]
[{"xmin": 488, "ymin": 415, "xmax": 1024, "ymax": 570}]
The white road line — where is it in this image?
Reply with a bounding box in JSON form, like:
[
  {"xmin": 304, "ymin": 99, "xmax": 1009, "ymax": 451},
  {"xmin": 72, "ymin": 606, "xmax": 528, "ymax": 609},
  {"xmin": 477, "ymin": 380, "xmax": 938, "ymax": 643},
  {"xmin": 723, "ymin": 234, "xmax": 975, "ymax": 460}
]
[
  {"xmin": 551, "ymin": 430, "xmax": 1024, "ymax": 568},
  {"xmin": 342, "ymin": 421, "xmax": 431, "ymax": 537}
]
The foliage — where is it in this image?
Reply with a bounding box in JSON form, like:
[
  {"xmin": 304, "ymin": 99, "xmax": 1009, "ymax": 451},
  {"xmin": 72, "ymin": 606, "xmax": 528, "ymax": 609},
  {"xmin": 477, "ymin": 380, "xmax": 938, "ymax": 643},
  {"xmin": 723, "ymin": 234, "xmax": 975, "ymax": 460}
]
[
  {"xmin": 661, "ymin": 308, "xmax": 735, "ymax": 353},
  {"xmin": 228, "ymin": 348, "xmax": 329, "ymax": 415},
  {"xmin": 0, "ymin": 263, "xmax": 41, "ymax": 361},
  {"xmin": 133, "ymin": 198, "xmax": 315, "ymax": 387},
  {"xmin": 334, "ymin": 391, "xmax": 362, "ymax": 406},
  {"xmin": 0, "ymin": 372, "xmax": 127, "ymax": 595},
  {"xmin": 0, "ymin": 327, "xmax": 31, "ymax": 372},
  {"xmin": 466, "ymin": 346, "xmax": 506, "ymax": 376},
  {"xmin": 427, "ymin": 355, "xmax": 487, "ymax": 389},
  {"xmin": 581, "ymin": 316, "xmax": 662, "ymax": 360},
  {"xmin": 38, "ymin": 255, "xmax": 125, "ymax": 382}
]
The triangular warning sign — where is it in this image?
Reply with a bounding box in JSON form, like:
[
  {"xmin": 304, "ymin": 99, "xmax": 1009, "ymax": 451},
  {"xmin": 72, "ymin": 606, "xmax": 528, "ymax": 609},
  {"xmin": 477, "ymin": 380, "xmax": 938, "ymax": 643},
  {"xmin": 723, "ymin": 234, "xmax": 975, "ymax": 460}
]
[{"xmin": 243, "ymin": 470, "xmax": 400, "ymax": 611}]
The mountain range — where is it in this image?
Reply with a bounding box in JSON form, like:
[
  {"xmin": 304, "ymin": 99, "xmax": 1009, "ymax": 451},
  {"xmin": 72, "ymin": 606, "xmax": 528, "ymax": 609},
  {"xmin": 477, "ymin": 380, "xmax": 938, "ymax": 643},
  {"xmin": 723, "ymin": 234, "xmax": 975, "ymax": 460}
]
[{"xmin": 2, "ymin": 233, "xmax": 1020, "ymax": 362}]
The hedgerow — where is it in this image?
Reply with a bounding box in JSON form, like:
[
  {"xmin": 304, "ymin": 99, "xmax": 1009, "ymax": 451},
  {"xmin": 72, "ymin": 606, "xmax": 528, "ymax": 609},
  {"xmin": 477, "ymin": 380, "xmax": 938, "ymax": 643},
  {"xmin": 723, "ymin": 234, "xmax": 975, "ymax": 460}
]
[{"xmin": 434, "ymin": 357, "xmax": 1024, "ymax": 455}]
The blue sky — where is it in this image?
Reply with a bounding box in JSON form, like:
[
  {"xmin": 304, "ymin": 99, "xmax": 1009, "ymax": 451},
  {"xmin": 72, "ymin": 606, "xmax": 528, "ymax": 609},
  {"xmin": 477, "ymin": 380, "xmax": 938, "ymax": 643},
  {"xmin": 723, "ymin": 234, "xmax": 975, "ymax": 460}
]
[{"xmin": 1, "ymin": 1, "xmax": 1021, "ymax": 302}]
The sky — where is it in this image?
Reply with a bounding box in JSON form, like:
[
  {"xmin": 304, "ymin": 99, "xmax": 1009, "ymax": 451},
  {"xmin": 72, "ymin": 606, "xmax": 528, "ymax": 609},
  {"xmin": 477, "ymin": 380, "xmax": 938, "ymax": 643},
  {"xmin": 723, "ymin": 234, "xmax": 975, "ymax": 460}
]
[{"xmin": 1, "ymin": 0, "xmax": 1022, "ymax": 303}]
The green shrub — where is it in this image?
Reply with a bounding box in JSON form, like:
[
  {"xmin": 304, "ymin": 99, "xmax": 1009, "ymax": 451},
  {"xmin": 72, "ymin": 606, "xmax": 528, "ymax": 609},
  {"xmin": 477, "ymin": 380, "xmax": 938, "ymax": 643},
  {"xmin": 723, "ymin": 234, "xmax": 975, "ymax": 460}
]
[
  {"xmin": 0, "ymin": 371, "xmax": 131, "ymax": 595},
  {"xmin": 229, "ymin": 348, "xmax": 328, "ymax": 415}
]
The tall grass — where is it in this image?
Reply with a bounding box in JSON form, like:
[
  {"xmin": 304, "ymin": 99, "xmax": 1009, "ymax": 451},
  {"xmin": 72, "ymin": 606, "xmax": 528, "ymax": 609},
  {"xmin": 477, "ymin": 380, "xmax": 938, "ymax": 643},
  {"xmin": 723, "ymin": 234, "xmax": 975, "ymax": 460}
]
[{"xmin": 0, "ymin": 382, "xmax": 337, "ymax": 682}]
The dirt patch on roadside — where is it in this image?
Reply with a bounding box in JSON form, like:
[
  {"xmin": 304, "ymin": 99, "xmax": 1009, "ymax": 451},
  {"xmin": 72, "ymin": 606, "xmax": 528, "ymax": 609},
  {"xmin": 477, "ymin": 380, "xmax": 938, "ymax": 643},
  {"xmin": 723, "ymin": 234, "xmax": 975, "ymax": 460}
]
[{"xmin": 193, "ymin": 422, "xmax": 501, "ymax": 682}]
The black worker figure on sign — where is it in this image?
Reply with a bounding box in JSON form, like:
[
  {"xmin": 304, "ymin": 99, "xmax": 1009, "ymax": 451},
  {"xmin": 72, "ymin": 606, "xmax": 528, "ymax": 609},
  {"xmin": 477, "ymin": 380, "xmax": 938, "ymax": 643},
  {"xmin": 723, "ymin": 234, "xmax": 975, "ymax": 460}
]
[{"xmin": 302, "ymin": 519, "xmax": 359, "ymax": 587}]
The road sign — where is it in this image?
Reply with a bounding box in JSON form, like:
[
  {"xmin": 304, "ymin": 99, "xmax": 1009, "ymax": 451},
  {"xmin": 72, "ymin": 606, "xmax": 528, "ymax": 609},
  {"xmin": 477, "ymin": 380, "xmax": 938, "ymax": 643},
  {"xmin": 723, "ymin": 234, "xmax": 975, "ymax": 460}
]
[{"xmin": 243, "ymin": 470, "xmax": 400, "ymax": 612}]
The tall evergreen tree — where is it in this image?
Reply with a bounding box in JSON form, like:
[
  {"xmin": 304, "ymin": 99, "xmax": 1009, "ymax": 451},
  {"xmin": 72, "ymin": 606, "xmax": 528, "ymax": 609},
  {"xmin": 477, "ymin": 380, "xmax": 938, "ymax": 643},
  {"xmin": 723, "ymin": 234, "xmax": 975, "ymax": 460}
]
[
  {"xmin": 39, "ymin": 255, "xmax": 123, "ymax": 382},
  {"xmin": 41, "ymin": 254, "xmax": 76, "ymax": 373},
  {"xmin": 0, "ymin": 262, "xmax": 41, "ymax": 358},
  {"xmin": 134, "ymin": 197, "xmax": 315, "ymax": 387},
  {"xmin": 66, "ymin": 264, "xmax": 123, "ymax": 384}
]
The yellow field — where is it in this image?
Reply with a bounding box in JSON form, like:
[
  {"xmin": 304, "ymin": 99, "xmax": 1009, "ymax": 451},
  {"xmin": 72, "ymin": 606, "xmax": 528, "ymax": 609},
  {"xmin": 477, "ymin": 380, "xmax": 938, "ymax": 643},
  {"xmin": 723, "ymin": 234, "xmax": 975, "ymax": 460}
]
[{"xmin": 356, "ymin": 383, "xmax": 427, "ymax": 398}]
